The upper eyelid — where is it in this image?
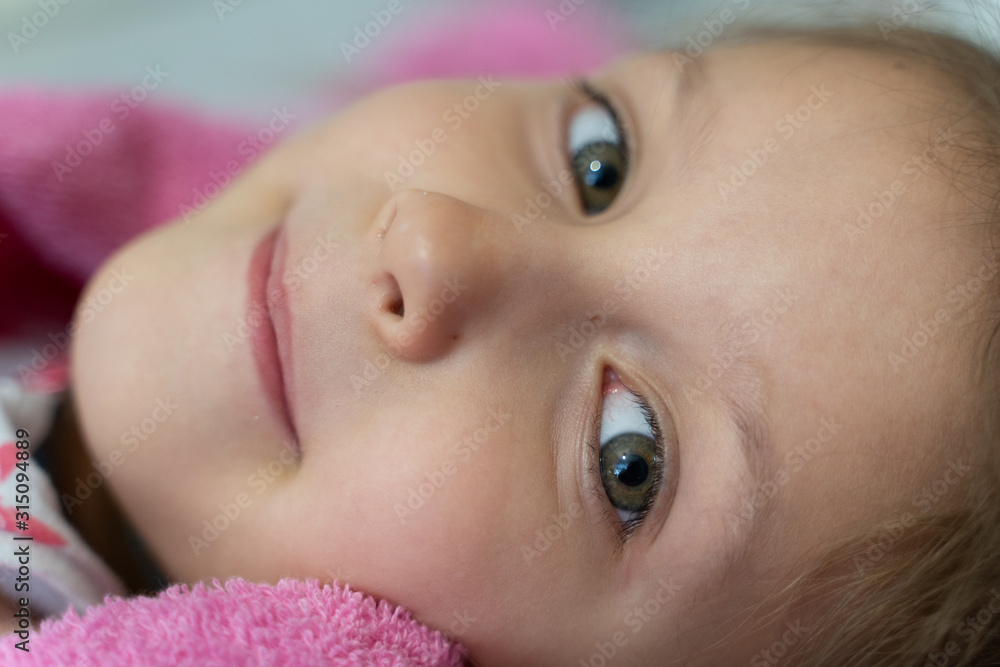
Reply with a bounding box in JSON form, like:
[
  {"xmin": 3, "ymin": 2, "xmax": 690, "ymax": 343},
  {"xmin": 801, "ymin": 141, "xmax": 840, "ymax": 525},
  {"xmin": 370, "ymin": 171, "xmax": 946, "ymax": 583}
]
[{"xmin": 569, "ymin": 79, "xmax": 632, "ymax": 170}]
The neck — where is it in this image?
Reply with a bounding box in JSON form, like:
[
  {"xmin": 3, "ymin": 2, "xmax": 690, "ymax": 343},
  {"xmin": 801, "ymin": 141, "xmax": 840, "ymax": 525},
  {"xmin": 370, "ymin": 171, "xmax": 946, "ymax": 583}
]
[{"xmin": 47, "ymin": 393, "xmax": 166, "ymax": 594}]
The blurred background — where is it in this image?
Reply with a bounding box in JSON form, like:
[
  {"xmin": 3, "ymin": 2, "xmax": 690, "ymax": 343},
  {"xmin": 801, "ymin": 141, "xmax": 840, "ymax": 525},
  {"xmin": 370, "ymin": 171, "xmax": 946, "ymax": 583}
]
[{"xmin": 0, "ymin": 0, "xmax": 995, "ymax": 126}]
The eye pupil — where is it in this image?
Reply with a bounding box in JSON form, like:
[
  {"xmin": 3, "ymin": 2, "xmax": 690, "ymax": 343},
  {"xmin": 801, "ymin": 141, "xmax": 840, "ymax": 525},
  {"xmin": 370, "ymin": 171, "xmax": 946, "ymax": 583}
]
[
  {"xmin": 583, "ymin": 159, "xmax": 620, "ymax": 190},
  {"xmin": 613, "ymin": 453, "xmax": 648, "ymax": 487}
]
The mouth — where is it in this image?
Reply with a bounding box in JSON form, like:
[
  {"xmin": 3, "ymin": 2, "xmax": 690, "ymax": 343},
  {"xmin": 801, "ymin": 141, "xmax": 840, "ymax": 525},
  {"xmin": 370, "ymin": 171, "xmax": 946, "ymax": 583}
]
[{"xmin": 248, "ymin": 223, "xmax": 300, "ymax": 458}]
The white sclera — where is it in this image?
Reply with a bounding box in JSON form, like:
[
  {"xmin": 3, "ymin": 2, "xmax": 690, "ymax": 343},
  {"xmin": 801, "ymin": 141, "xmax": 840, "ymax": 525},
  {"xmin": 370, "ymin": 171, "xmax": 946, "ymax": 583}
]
[
  {"xmin": 568, "ymin": 105, "xmax": 619, "ymax": 156},
  {"xmin": 599, "ymin": 388, "xmax": 654, "ymax": 445}
]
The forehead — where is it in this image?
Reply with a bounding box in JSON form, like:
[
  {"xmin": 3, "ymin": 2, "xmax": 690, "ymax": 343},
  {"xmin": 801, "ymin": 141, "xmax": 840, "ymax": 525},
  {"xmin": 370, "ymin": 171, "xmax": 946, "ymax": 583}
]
[
  {"xmin": 596, "ymin": 40, "xmax": 965, "ymax": 297},
  {"xmin": 601, "ymin": 38, "xmax": 980, "ymax": 574}
]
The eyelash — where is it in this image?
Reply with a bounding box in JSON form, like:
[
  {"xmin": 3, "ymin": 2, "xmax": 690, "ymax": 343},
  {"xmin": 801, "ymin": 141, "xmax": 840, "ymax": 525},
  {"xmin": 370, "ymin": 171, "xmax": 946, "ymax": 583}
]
[
  {"xmin": 568, "ymin": 77, "xmax": 629, "ymax": 150},
  {"xmin": 587, "ymin": 376, "xmax": 666, "ymax": 549}
]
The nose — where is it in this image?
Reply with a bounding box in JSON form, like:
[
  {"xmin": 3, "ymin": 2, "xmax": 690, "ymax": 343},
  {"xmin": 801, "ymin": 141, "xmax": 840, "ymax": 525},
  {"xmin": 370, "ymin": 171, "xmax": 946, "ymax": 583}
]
[{"xmin": 371, "ymin": 189, "xmax": 511, "ymax": 361}]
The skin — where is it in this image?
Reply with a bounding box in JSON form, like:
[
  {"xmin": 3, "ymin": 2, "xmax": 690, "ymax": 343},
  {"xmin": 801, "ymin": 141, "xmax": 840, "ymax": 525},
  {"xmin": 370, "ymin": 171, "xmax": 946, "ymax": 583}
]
[{"xmin": 63, "ymin": 40, "xmax": 983, "ymax": 665}]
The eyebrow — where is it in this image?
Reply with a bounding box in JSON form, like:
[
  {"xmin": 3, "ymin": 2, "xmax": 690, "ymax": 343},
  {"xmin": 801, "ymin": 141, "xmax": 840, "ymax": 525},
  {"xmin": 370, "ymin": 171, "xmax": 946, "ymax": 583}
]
[
  {"xmin": 675, "ymin": 50, "xmax": 709, "ymax": 115},
  {"xmin": 718, "ymin": 356, "xmax": 779, "ymax": 588},
  {"xmin": 663, "ymin": 54, "xmax": 779, "ymax": 561},
  {"xmin": 664, "ymin": 52, "xmax": 720, "ymax": 186},
  {"xmin": 643, "ymin": 55, "xmax": 775, "ymax": 574}
]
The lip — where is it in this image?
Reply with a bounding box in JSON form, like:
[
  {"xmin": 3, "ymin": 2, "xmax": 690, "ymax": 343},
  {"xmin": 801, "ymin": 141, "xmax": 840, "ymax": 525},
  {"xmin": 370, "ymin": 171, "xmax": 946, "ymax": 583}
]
[{"xmin": 248, "ymin": 223, "xmax": 300, "ymax": 457}]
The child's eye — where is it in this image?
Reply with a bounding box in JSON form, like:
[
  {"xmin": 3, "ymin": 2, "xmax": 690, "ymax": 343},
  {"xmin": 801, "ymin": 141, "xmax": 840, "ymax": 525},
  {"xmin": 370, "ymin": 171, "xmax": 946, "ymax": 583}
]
[
  {"xmin": 567, "ymin": 80, "xmax": 630, "ymax": 215},
  {"xmin": 595, "ymin": 368, "xmax": 665, "ymax": 540}
]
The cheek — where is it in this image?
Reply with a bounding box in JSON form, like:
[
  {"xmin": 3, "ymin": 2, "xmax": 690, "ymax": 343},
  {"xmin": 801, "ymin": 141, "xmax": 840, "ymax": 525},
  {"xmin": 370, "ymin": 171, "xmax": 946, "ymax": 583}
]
[
  {"xmin": 302, "ymin": 421, "xmax": 517, "ymax": 569},
  {"xmin": 349, "ymin": 420, "xmax": 635, "ymax": 660},
  {"xmin": 285, "ymin": 419, "xmax": 554, "ymax": 628},
  {"xmin": 70, "ymin": 234, "xmax": 157, "ymax": 466},
  {"xmin": 310, "ymin": 81, "xmax": 479, "ymax": 177},
  {"xmin": 69, "ymin": 215, "xmax": 295, "ymax": 575}
]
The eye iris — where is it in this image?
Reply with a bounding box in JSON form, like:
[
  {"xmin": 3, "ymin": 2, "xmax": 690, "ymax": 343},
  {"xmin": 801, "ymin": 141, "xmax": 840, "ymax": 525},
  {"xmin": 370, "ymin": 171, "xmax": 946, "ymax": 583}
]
[
  {"xmin": 599, "ymin": 432, "xmax": 656, "ymax": 513},
  {"xmin": 573, "ymin": 140, "xmax": 625, "ymax": 214}
]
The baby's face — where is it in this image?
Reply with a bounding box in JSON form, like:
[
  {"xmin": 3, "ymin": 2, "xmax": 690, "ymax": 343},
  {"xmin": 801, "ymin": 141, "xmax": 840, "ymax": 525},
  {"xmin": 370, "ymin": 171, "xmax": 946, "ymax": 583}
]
[{"xmin": 71, "ymin": 39, "xmax": 977, "ymax": 664}]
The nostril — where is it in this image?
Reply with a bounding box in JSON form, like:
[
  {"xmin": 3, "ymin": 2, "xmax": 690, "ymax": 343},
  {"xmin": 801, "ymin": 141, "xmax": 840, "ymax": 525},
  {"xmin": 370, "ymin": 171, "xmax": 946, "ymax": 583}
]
[{"xmin": 378, "ymin": 273, "xmax": 405, "ymax": 319}]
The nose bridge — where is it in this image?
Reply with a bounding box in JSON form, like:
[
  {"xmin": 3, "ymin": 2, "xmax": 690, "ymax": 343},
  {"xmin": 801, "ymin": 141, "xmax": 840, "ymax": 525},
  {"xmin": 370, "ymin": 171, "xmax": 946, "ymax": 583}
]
[{"xmin": 373, "ymin": 189, "xmax": 513, "ymax": 361}]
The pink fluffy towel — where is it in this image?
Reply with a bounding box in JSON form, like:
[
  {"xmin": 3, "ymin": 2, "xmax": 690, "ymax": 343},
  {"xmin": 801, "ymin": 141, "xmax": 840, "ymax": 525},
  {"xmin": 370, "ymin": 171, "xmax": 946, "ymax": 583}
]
[{"xmin": 0, "ymin": 578, "xmax": 466, "ymax": 666}]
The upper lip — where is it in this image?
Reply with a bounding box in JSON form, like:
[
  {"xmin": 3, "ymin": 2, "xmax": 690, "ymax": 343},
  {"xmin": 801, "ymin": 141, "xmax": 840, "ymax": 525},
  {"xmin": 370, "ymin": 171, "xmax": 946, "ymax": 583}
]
[{"xmin": 248, "ymin": 223, "xmax": 300, "ymax": 456}]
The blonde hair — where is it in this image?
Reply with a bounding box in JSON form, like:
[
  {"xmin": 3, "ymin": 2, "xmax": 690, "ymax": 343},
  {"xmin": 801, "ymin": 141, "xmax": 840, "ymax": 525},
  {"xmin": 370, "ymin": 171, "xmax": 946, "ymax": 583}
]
[{"xmin": 702, "ymin": 18, "xmax": 1000, "ymax": 667}]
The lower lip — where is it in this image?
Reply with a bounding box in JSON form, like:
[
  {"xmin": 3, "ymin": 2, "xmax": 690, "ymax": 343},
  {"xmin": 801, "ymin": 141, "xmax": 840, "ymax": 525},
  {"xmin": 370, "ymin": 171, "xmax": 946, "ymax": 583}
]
[{"xmin": 248, "ymin": 224, "xmax": 299, "ymax": 456}]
